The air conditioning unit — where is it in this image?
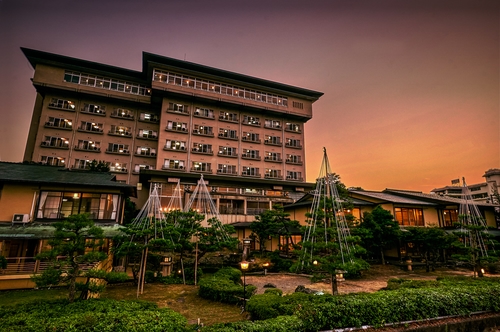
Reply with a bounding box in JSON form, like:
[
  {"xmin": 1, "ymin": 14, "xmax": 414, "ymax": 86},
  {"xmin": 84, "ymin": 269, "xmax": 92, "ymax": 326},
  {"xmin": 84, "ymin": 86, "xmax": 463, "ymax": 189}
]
[{"xmin": 12, "ymin": 214, "xmax": 30, "ymax": 224}]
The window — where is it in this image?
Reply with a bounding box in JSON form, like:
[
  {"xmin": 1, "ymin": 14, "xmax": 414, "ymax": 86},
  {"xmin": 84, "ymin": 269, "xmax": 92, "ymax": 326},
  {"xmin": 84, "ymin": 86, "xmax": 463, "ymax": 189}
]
[
  {"xmin": 192, "ymin": 161, "xmax": 211, "ymax": 172},
  {"xmin": 292, "ymin": 101, "xmax": 304, "ymax": 109},
  {"xmin": 109, "ymin": 125, "xmax": 132, "ymax": 136},
  {"xmin": 194, "ymin": 107, "xmax": 214, "ymax": 119},
  {"xmin": 242, "ymin": 166, "xmax": 260, "ymax": 177},
  {"xmin": 286, "ymin": 154, "xmax": 302, "ymax": 164},
  {"xmin": 139, "ymin": 112, "xmax": 158, "ymax": 122},
  {"xmin": 37, "ymin": 191, "xmax": 120, "ymax": 220},
  {"xmin": 218, "ymin": 146, "xmax": 237, "ymax": 157},
  {"xmin": 242, "ymin": 149, "xmax": 260, "ymax": 160},
  {"xmin": 265, "ymin": 135, "xmax": 281, "ymax": 146},
  {"xmin": 219, "ymin": 111, "xmax": 238, "ymax": 122},
  {"xmin": 394, "ymin": 208, "xmax": 424, "ymax": 226},
  {"xmin": 265, "ymin": 169, "xmax": 282, "ymax": 179},
  {"xmin": 45, "ymin": 117, "xmax": 73, "ymax": 129},
  {"xmin": 65, "ymin": 71, "xmax": 150, "ymax": 96},
  {"xmin": 286, "ymin": 171, "xmax": 302, "ymax": 181},
  {"xmin": 165, "ymin": 140, "xmax": 186, "ymax": 151},
  {"xmin": 79, "ymin": 121, "xmax": 103, "ymax": 133},
  {"xmin": 192, "ymin": 143, "xmax": 213, "ymax": 154},
  {"xmin": 73, "ymin": 159, "xmax": 93, "ymax": 170},
  {"xmin": 217, "ymin": 164, "xmax": 237, "ymax": 175},
  {"xmin": 41, "ymin": 136, "xmax": 70, "ymax": 148},
  {"xmin": 82, "ymin": 103, "xmax": 105, "ymax": 115},
  {"xmin": 134, "ymin": 164, "xmax": 155, "ymax": 172},
  {"xmin": 48, "ymin": 98, "xmax": 75, "ymax": 111},
  {"xmin": 166, "ymin": 121, "xmax": 188, "ymax": 132},
  {"xmin": 75, "ymin": 140, "xmax": 100, "ymax": 151},
  {"xmin": 138, "ymin": 129, "xmax": 158, "ymax": 139},
  {"xmin": 264, "ymin": 119, "xmax": 281, "ymax": 129},
  {"xmin": 265, "ymin": 152, "xmax": 282, "ymax": 162},
  {"xmin": 153, "ymin": 69, "xmax": 288, "ymax": 107},
  {"xmin": 279, "ymin": 235, "xmax": 301, "ymax": 252},
  {"xmin": 111, "ymin": 108, "xmax": 134, "ymax": 119},
  {"xmin": 442, "ymin": 209, "xmax": 458, "ymax": 227},
  {"xmin": 218, "ymin": 128, "xmax": 238, "ymax": 140},
  {"xmin": 168, "ymin": 102, "xmax": 189, "ymax": 114},
  {"xmin": 109, "ymin": 162, "xmax": 127, "ymax": 173},
  {"xmin": 136, "ymin": 146, "xmax": 156, "ymax": 156},
  {"xmin": 242, "ymin": 115, "xmax": 260, "ymax": 126},
  {"xmin": 107, "ymin": 143, "xmax": 129, "ymax": 154},
  {"xmin": 242, "ymin": 132, "xmax": 260, "ymax": 143},
  {"xmin": 192, "ymin": 124, "xmax": 213, "ymax": 136},
  {"xmin": 40, "ymin": 156, "xmax": 65, "ymax": 166},
  {"xmin": 163, "ymin": 159, "xmax": 185, "ymax": 170},
  {"xmin": 286, "ymin": 138, "xmax": 302, "ymax": 148},
  {"xmin": 285, "ymin": 122, "xmax": 301, "ymax": 132}
]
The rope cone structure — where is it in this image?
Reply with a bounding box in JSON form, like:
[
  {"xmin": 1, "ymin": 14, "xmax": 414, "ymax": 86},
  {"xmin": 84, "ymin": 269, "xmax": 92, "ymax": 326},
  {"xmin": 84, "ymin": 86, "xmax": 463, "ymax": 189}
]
[
  {"xmin": 184, "ymin": 174, "xmax": 230, "ymax": 242},
  {"xmin": 300, "ymin": 147, "xmax": 354, "ymax": 270},
  {"xmin": 459, "ymin": 177, "xmax": 489, "ymax": 258},
  {"xmin": 165, "ymin": 181, "xmax": 183, "ymax": 216}
]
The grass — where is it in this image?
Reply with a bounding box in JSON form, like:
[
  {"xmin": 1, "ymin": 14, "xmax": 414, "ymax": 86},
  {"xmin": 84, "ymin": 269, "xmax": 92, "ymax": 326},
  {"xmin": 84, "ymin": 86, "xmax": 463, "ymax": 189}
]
[{"xmin": 0, "ymin": 283, "xmax": 246, "ymax": 326}]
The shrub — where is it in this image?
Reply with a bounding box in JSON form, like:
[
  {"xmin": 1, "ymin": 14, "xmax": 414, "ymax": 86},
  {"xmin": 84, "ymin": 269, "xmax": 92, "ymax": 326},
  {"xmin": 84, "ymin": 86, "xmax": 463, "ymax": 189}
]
[
  {"xmin": 0, "ymin": 298, "xmax": 188, "ymax": 332},
  {"xmin": 198, "ymin": 276, "xmax": 256, "ymax": 304},
  {"xmin": 264, "ymin": 288, "xmax": 283, "ymax": 296},
  {"xmin": 200, "ymin": 315, "xmax": 303, "ymax": 332},
  {"xmin": 214, "ymin": 267, "xmax": 242, "ymax": 284},
  {"xmin": 268, "ymin": 250, "xmax": 293, "ymax": 272}
]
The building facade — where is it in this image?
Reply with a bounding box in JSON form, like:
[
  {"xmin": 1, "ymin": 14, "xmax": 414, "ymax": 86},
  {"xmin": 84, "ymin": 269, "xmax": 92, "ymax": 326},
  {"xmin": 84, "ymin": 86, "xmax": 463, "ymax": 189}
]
[{"xmin": 22, "ymin": 48, "xmax": 322, "ymax": 223}]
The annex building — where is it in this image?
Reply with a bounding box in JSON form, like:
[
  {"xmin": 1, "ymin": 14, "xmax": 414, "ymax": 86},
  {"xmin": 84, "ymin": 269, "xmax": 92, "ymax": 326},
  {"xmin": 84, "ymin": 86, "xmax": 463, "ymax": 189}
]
[{"xmin": 21, "ymin": 48, "xmax": 323, "ymax": 224}]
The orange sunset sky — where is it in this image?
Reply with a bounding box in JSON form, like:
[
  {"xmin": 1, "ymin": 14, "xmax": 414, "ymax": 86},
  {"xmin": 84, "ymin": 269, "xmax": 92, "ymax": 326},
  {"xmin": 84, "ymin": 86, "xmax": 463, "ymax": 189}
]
[{"xmin": 0, "ymin": 0, "xmax": 498, "ymax": 192}]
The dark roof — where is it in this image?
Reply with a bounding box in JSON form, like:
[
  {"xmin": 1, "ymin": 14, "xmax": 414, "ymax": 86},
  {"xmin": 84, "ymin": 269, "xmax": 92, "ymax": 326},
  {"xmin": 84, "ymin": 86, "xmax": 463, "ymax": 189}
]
[
  {"xmin": 284, "ymin": 193, "xmax": 374, "ymax": 209},
  {"xmin": 0, "ymin": 162, "xmax": 136, "ymax": 196},
  {"xmin": 142, "ymin": 52, "xmax": 324, "ymax": 100},
  {"xmin": 384, "ymin": 189, "xmax": 498, "ymax": 207},
  {"xmin": 349, "ymin": 190, "xmax": 437, "ymax": 206}
]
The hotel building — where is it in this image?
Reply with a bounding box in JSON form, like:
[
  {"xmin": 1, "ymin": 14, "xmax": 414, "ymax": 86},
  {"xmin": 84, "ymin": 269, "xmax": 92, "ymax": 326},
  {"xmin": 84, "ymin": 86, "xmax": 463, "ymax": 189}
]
[{"xmin": 22, "ymin": 48, "xmax": 322, "ymax": 223}]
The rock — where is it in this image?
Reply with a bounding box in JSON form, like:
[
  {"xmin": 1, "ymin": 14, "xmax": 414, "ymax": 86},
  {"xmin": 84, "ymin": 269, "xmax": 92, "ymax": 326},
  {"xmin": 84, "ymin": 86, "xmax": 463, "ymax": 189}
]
[
  {"xmin": 263, "ymin": 283, "xmax": 277, "ymax": 288},
  {"xmin": 294, "ymin": 285, "xmax": 316, "ymax": 294}
]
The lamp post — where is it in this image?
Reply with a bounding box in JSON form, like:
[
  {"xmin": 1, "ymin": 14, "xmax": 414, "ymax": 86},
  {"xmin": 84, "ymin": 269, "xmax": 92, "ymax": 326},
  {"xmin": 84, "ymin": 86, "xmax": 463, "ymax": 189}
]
[
  {"xmin": 240, "ymin": 260, "xmax": 249, "ymax": 311},
  {"xmin": 242, "ymin": 238, "xmax": 251, "ymax": 261},
  {"xmin": 263, "ymin": 262, "xmax": 270, "ymax": 275}
]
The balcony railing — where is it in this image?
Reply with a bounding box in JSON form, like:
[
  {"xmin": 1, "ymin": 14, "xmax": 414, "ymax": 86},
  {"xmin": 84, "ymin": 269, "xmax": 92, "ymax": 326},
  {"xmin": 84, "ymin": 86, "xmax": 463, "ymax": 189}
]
[
  {"xmin": 109, "ymin": 130, "xmax": 132, "ymax": 137},
  {"xmin": 44, "ymin": 121, "xmax": 72, "ymax": 130},
  {"xmin": 241, "ymin": 154, "xmax": 261, "ymax": 161},
  {"xmin": 74, "ymin": 146, "xmax": 101, "ymax": 152},
  {"xmin": 1, "ymin": 256, "xmax": 99, "ymax": 275}
]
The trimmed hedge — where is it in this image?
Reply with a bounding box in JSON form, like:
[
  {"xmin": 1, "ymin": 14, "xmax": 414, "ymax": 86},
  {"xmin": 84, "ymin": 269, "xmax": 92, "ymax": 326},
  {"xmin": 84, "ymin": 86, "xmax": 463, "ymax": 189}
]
[
  {"xmin": 214, "ymin": 267, "xmax": 242, "ymax": 284},
  {"xmin": 0, "ymin": 298, "xmax": 188, "ymax": 332},
  {"xmin": 264, "ymin": 288, "xmax": 283, "ymax": 296},
  {"xmin": 200, "ymin": 315, "xmax": 303, "ymax": 332},
  {"xmin": 198, "ymin": 275, "xmax": 256, "ymax": 304}
]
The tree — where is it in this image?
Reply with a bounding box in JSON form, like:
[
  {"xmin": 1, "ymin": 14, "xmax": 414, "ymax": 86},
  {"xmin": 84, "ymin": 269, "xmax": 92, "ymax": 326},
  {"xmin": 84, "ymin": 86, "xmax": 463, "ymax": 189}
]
[
  {"xmin": 88, "ymin": 159, "xmax": 110, "ymax": 172},
  {"xmin": 356, "ymin": 206, "xmax": 400, "ymax": 265},
  {"xmin": 250, "ymin": 205, "xmax": 300, "ymax": 255},
  {"xmin": 401, "ymin": 227, "xmax": 455, "ymax": 272},
  {"xmin": 32, "ymin": 214, "xmax": 125, "ymax": 302}
]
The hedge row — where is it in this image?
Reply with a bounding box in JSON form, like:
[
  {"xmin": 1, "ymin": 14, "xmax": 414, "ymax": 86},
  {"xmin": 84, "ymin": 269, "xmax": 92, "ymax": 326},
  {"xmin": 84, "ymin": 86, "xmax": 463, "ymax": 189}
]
[
  {"xmin": 0, "ymin": 299, "xmax": 187, "ymax": 332},
  {"xmin": 201, "ymin": 315, "xmax": 303, "ymax": 332},
  {"xmin": 246, "ymin": 284, "xmax": 500, "ymax": 331},
  {"xmin": 198, "ymin": 267, "xmax": 256, "ymax": 304}
]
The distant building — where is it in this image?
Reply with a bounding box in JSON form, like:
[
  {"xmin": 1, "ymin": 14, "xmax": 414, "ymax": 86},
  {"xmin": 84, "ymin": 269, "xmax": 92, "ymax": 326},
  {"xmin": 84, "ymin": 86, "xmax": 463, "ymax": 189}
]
[
  {"xmin": 431, "ymin": 168, "xmax": 500, "ymax": 203},
  {"xmin": 21, "ymin": 48, "xmax": 322, "ymax": 226}
]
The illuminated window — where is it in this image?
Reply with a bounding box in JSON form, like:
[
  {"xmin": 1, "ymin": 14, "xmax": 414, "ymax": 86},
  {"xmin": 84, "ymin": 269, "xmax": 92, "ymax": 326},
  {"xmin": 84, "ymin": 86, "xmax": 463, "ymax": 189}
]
[{"xmin": 395, "ymin": 207, "xmax": 424, "ymax": 226}]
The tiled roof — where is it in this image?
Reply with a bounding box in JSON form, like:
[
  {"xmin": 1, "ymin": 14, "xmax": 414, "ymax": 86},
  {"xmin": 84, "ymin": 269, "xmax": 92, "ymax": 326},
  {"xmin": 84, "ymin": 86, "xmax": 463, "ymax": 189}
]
[
  {"xmin": 384, "ymin": 189, "xmax": 498, "ymax": 207},
  {"xmin": 349, "ymin": 190, "xmax": 437, "ymax": 206},
  {"xmin": 0, "ymin": 162, "xmax": 135, "ymax": 196}
]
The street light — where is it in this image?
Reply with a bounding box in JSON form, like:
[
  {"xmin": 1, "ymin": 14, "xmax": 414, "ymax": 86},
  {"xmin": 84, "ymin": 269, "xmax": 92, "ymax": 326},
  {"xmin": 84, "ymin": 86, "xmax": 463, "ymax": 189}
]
[
  {"xmin": 263, "ymin": 262, "xmax": 270, "ymax": 275},
  {"xmin": 240, "ymin": 261, "xmax": 249, "ymax": 311}
]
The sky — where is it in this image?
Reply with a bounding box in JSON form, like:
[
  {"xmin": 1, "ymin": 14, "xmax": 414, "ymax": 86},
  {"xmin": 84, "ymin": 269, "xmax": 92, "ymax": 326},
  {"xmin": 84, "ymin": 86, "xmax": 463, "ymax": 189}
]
[{"xmin": 0, "ymin": 0, "xmax": 498, "ymax": 192}]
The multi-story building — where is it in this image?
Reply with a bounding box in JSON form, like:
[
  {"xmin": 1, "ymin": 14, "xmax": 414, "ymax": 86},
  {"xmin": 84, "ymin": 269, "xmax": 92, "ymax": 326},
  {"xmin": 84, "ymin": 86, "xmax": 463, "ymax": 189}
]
[
  {"xmin": 431, "ymin": 168, "xmax": 500, "ymax": 203},
  {"xmin": 22, "ymin": 48, "xmax": 322, "ymax": 224}
]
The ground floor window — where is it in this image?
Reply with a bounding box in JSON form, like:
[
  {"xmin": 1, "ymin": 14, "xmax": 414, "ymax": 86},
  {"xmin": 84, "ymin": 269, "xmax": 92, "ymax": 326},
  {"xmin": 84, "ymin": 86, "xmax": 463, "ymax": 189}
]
[{"xmin": 394, "ymin": 207, "xmax": 424, "ymax": 226}]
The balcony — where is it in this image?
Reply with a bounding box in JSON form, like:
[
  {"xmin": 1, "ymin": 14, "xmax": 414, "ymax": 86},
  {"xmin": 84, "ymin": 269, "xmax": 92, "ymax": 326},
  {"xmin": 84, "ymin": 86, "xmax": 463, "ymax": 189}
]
[
  {"xmin": 111, "ymin": 112, "xmax": 134, "ymax": 121},
  {"xmin": 191, "ymin": 167, "xmax": 213, "ymax": 174},
  {"xmin": 264, "ymin": 156, "xmax": 283, "ymax": 163},
  {"xmin": 161, "ymin": 165, "xmax": 186, "ymax": 171},
  {"xmin": 40, "ymin": 141, "xmax": 69, "ymax": 149},
  {"xmin": 164, "ymin": 145, "xmax": 186, "ymax": 152},
  {"xmin": 78, "ymin": 127, "xmax": 103, "ymax": 134},
  {"xmin": 217, "ymin": 169, "xmax": 238, "ymax": 175},
  {"xmin": 265, "ymin": 174, "xmax": 283, "ymax": 180},
  {"xmin": 138, "ymin": 115, "xmax": 159, "ymax": 123},
  {"xmin": 285, "ymin": 125, "xmax": 301, "ymax": 133},
  {"xmin": 110, "ymin": 168, "xmax": 128, "ymax": 173},
  {"xmin": 241, "ymin": 136, "xmax": 261, "ymax": 143},
  {"xmin": 106, "ymin": 149, "xmax": 130, "ymax": 155},
  {"xmin": 264, "ymin": 140, "xmax": 282, "ymax": 147},
  {"xmin": 218, "ymin": 133, "xmax": 238, "ymax": 140},
  {"xmin": 241, "ymin": 154, "xmax": 261, "ymax": 161},
  {"xmin": 166, "ymin": 126, "xmax": 188, "ymax": 134},
  {"xmin": 264, "ymin": 124, "xmax": 281, "ymax": 130},
  {"xmin": 192, "ymin": 130, "xmax": 214, "ymax": 137},
  {"xmin": 44, "ymin": 121, "xmax": 72, "ymax": 130},
  {"xmin": 286, "ymin": 176, "xmax": 304, "ymax": 181},
  {"xmin": 191, "ymin": 148, "xmax": 213, "ymax": 155},
  {"xmin": 242, "ymin": 119, "xmax": 261, "ymax": 127},
  {"xmin": 135, "ymin": 151, "xmax": 157, "ymax": 158},
  {"xmin": 218, "ymin": 151, "xmax": 237, "ymax": 158},
  {"xmin": 137, "ymin": 133, "xmax": 158, "ymax": 140},
  {"xmin": 74, "ymin": 146, "xmax": 101, "ymax": 153},
  {"xmin": 242, "ymin": 172, "xmax": 260, "ymax": 178},
  {"xmin": 193, "ymin": 110, "xmax": 214, "ymax": 119},
  {"xmin": 167, "ymin": 108, "xmax": 189, "ymax": 115},
  {"xmin": 219, "ymin": 115, "xmax": 239, "ymax": 123},
  {"xmin": 285, "ymin": 143, "xmax": 302, "ymax": 149},
  {"xmin": 109, "ymin": 130, "xmax": 132, "ymax": 137},
  {"xmin": 286, "ymin": 159, "xmax": 303, "ymax": 165}
]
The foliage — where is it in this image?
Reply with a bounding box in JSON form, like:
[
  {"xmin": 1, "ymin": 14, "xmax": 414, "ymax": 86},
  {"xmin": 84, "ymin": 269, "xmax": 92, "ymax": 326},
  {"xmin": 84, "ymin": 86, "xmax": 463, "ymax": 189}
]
[
  {"xmin": 268, "ymin": 250, "xmax": 293, "ymax": 272},
  {"xmin": 264, "ymin": 288, "xmax": 283, "ymax": 296},
  {"xmin": 214, "ymin": 267, "xmax": 242, "ymax": 284},
  {"xmin": 200, "ymin": 315, "xmax": 304, "ymax": 332},
  {"xmin": 354, "ymin": 206, "xmax": 400, "ymax": 264},
  {"xmin": 250, "ymin": 205, "xmax": 300, "ymax": 255},
  {"xmin": 31, "ymin": 214, "xmax": 109, "ymax": 302},
  {"xmin": 0, "ymin": 298, "xmax": 188, "ymax": 332},
  {"xmin": 0, "ymin": 255, "xmax": 7, "ymax": 269},
  {"xmin": 122, "ymin": 197, "xmax": 138, "ymax": 225},
  {"xmin": 86, "ymin": 159, "xmax": 110, "ymax": 172},
  {"xmin": 198, "ymin": 275, "xmax": 256, "ymax": 304},
  {"xmin": 400, "ymin": 227, "xmax": 456, "ymax": 272}
]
